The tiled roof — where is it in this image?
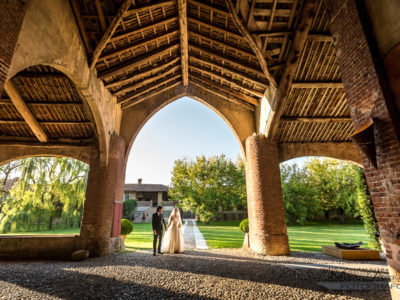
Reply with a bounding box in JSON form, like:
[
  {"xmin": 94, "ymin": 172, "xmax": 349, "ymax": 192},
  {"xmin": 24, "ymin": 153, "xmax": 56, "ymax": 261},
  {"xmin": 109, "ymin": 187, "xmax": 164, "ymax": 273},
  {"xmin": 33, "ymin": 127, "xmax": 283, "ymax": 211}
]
[{"xmin": 124, "ymin": 183, "xmax": 168, "ymax": 192}]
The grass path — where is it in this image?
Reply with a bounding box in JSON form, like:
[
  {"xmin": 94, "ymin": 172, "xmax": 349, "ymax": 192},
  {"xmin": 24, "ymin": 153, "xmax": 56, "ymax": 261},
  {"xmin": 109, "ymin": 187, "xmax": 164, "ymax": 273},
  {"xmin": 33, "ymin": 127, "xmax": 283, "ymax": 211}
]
[{"xmin": 0, "ymin": 221, "xmax": 371, "ymax": 252}]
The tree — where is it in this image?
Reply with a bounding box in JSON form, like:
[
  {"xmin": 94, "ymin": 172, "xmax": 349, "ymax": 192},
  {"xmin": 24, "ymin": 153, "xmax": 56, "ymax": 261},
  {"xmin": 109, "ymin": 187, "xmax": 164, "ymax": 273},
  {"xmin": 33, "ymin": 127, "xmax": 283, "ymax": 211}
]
[
  {"xmin": 0, "ymin": 157, "xmax": 88, "ymax": 233},
  {"xmin": 169, "ymin": 155, "xmax": 246, "ymax": 223},
  {"xmin": 281, "ymin": 164, "xmax": 323, "ymax": 224}
]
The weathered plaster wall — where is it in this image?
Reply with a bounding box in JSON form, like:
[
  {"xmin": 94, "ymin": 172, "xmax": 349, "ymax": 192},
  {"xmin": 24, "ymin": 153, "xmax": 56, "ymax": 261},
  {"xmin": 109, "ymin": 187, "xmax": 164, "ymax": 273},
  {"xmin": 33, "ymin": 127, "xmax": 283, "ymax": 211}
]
[
  {"xmin": 120, "ymin": 84, "xmax": 256, "ymax": 159},
  {"xmin": 278, "ymin": 142, "xmax": 362, "ymax": 165},
  {"xmin": 8, "ymin": 0, "xmax": 121, "ymax": 165}
]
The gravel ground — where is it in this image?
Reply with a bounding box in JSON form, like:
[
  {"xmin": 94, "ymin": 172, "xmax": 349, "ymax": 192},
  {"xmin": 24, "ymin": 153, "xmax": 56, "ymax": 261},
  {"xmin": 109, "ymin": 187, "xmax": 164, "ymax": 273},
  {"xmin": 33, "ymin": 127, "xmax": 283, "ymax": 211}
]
[{"xmin": 0, "ymin": 249, "xmax": 391, "ymax": 299}]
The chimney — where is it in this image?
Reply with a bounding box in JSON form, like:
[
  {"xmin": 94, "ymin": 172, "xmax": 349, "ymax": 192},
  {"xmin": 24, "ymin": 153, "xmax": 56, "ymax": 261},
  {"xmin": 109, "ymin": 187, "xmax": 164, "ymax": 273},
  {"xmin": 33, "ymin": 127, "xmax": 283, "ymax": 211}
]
[{"xmin": 138, "ymin": 178, "xmax": 142, "ymax": 185}]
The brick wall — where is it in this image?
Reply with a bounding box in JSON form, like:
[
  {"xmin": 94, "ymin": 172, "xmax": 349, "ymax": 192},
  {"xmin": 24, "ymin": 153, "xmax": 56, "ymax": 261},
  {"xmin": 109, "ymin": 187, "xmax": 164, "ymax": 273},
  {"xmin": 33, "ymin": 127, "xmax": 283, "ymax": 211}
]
[
  {"xmin": 326, "ymin": 0, "xmax": 400, "ymax": 284},
  {"xmin": 0, "ymin": 0, "xmax": 29, "ymax": 95}
]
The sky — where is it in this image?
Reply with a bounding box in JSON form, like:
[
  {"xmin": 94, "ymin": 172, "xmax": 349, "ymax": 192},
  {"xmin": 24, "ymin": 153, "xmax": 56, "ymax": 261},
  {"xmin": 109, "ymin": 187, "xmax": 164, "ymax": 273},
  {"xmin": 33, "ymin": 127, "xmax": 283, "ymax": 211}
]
[{"xmin": 125, "ymin": 97, "xmax": 243, "ymax": 185}]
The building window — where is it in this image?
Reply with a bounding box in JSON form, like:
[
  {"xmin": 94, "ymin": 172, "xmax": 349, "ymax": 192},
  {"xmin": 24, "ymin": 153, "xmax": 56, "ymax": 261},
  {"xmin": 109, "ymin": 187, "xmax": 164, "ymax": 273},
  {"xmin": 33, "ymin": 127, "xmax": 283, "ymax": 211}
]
[{"xmin": 124, "ymin": 193, "xmax": 129, "ymax": 201}]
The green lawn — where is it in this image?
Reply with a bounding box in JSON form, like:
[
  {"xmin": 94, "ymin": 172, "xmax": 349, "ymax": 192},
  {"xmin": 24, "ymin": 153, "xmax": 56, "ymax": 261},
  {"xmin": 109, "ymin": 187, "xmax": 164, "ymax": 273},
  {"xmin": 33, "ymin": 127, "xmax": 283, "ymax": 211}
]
[
  {"xmin": 197, "ymin": 220, "xmax": 371, "ymax": 252},
  {"xmin": 0, "ymin": 221, "xmax": 371, "ymax": 252}
]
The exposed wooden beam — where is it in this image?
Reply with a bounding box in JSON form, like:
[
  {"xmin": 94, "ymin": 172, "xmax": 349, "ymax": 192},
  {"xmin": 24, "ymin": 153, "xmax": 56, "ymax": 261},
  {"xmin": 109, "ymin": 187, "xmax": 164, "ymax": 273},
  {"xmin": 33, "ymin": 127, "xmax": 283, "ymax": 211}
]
[
  {"xmin": 280, "ymin": 116, "xmax": 352, "ymax": 123},
  {"xmin": 291, "ymin": 82, "xmax": 344, "ymax": 89},
  {"xmin": 188, "ymin": 17, "xmax": 244, "ymax": 41},
  {"xmin": 189, "ymin": 45, "xmax": 265, "ymax": 77},
  {"xmin": 189, "ymin": 65, "xmax": 264, "ymax": 98},
  {"xmin": 111, "ymin": 17, "xmax": 178, "ymax": 42},
  {"xmin": 71, "ymin": 0, "xmax": 92, "ymax": 55},
  {"xmin": 90, "ymin": 0, "xmax": 135, "ymax": 70},
  {"xmin": 105, "ymin": 57, "xmax": 180, "ymax": 89},
  {"xmin": 99, "ymin": 30, "xmax": 178, "ymax": 61},
  {"xmin": 190, "ymin": 80, "xmax": 255, "ymax": 111},
  {"xmin": 190, "ymin": 32, "xmax": 256, "ymax": 59},
  {"xmin": 189, "ymin": 0, "xmax": 230, "ymax": 18},
  {"xmin": 307, "ymin": 33, "xmax": 334, "ymax": 42},
  {"xmin": 177, "ymin": 0, "xmax": 189, "ymax": 86},
  {"xmin": 114, "ymin": 65, "xmax": 180, "ymax": 95},
  {"xmin": 189, "ymin": 74, "xmax": 259, "ymax": 106},
  {"xmin": 4, "ymin": 81, "xmax": 49, "ymax": 143},
  {"xmin": 118, "ymin": 74, "xmax": 181, "ymax": 104},
  {"xmin": 95, "ymin": 0, "xmax": 107, "ymax": 32},
  {"xmin": 98, "ymin": 43, "xmax": 179, "ymax": 79},
  {"xmin": 124, "ymin": 0, "xmax": 175, "ymax": 17},
  {"xmin": 189, "ymin": 55, "xmax": 267, "ymax": 88},
  {"xmin": 0, "ymin": 120, "xmax": 91, "ymax": 125},
  {"xmin": 266, "ymin": 0, "xmax": 318, "ymax": 138},
  {"xmin": 122, "ymin": 82, "xmax": 182, "ymax": 110},
  {"xmin": 225, "ymin": 0, "xmax": 276, "ymax": 88},
  {"xmin": 0, "ymin": 99, "xmax": 83, "ymax": 107}
]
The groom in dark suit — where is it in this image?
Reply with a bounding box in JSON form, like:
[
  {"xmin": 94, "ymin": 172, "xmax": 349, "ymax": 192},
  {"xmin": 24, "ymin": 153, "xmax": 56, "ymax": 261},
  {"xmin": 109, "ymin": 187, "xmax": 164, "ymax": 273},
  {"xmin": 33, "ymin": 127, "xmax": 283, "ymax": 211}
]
[{"xmin": 152, "ymin": 206, "xmax": 166, "ymax": 256}]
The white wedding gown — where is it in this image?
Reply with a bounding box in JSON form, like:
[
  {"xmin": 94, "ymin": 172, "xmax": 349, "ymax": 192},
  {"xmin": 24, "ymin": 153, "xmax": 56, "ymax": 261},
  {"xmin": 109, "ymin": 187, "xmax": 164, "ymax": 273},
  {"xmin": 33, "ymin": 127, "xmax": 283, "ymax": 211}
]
[{"xmin": 161, "ymin": 214, "xmax": 184, "ymax": 253}]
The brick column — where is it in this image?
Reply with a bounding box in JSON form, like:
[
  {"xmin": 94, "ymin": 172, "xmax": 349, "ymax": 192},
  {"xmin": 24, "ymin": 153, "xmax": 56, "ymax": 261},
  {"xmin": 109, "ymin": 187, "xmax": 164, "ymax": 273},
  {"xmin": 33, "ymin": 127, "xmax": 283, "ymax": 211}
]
[
  {"xmin": 245, "ymin": 135, "xmax": 290, "ymax": 256},
  {"xmin": 80, "ymin": 135, "xmax": 126, "ymax": 256},
  {"xmin": 326, "ymin": 0, "xmax": 400, "ymax": 297},
  {"xmin": 0, "ymin": 0, "xmax": 30, "ymax": 95}
]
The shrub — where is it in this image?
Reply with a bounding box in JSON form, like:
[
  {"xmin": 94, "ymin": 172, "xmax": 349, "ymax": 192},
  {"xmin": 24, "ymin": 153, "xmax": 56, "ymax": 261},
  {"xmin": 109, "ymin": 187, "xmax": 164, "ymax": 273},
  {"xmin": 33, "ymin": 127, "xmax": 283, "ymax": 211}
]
[
  {"xmin": 120, "ymin": 219, "xmax": 134, "ymax": 235},
  {"xmin": 239, "ymin": 218, "xmax": 249, "ymax": 233}
]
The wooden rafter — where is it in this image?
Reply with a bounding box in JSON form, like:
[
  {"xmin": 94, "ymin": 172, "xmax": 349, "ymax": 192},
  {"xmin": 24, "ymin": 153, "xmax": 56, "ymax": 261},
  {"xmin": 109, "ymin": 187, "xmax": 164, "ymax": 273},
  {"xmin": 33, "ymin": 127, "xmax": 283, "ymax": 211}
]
[
  {"xmin": 291, "ymin": 82, "xmax": 344, "ymax": 89},
  {"xmin": 99, "ymin": 30, "xmax": 179, "ymax": 61},
  {"xmin": 189, "ymin": 45, "xmax": 265, "ymax": 77},
  {"xmin": 190, "ymin": 65, "xmax": 263, "ymax": 98},
  {"xmin": 111, "ymin": 17, "xmax": 178, "ymax": 42},
  {"xmin": 118, "ymin": 74, "xmax": 181, "ymax": 104},
  {"xmin": 189, "ymin": 55, "xmax": 267, "ymax": 88},
  {"xmin": 189, "ymin": 74, "xmax": 259, "ymax": 106},
  {"xmin": 124, "ymin": 0, "xmax": 175, "ymax": 17},
  {"xmin": 0, "ymin": 99, "xmax": 82, "ymax": 107},
  {"xmin": 225, "ymin": 0, "xmax": 276, "ymax": 88},
  {"xmin": 105, "ymin": 57, "xmax": 180, "ymax": 89},
  {"xmin": 0, "ymin": 120, "xmax": 91, "ymax": 125},
  {"xmin": 98, "ymin": 43, "xmax": 179, "ymax": 80},
  {"xmin": 188, "ymin": 17, "xmax": 244, "ymax": 41},
  {"xmin": 114, "ymin": 65, "xmax": 180, "ymax": 95},
  {"xmin": 71, "ymin": 0, "xmax": 92, "ymax": 55},
  {"xmin": 190, "ymin": 80, "xmax": 255, "ymax": 111},
  {"xmin": 177, "ymin": 0, "xmax": 189, "ymax": 86},
  {"xmin": 90, "ymin": 0, "xmax": 135, "ymax": 70},
  {"xmin": 122, "ymin": 82, "xmax": 182, "ymax": 110},
  {"xmin": 95, "ymin": 0, "xmax": 107, "ymax": 32},
  {"xmin": 4, "ymin": 81, "xmax": 49, "ymax": 143},
  {"xmin": 280, "ymin": 117, "xmax": 352, "ymax": 123},
  {"xmin": 266, "ymin": 0, "xmax": 318, "ymax": 138},
  {"xmin": 189, "ymin": 0, "xmax": 230, "ymax": 18}
]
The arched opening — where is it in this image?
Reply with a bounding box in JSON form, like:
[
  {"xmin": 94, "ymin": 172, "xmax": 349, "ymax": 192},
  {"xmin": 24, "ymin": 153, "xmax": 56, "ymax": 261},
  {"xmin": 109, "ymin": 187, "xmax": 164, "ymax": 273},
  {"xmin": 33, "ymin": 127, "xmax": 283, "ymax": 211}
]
[
  {"xmin": 0, "ymin": 156, "xmax": 88, "ymax": 235},
  {"xmin": 280, "ymin": 156, "xmax": 380, "ymax": 253},
  {"xmin": 123, "ymin": 96, "xmax": 246, "ymax": 250}
]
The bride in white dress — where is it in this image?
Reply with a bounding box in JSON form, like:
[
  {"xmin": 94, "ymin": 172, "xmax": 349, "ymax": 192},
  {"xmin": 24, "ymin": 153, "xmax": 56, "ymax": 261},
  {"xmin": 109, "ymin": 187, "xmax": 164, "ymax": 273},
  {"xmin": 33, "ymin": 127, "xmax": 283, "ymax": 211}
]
[{"xmin": 161, "ymin": 208, "xmax": 184, "ymax": 254}]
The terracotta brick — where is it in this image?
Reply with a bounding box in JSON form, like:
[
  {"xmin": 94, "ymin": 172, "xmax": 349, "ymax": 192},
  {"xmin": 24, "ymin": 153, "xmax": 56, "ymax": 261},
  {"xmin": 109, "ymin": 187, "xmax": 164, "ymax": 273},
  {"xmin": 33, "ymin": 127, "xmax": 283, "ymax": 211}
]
[{"xmin": 245, "ymin": 135, "xmax": 290, "ymax": 256}]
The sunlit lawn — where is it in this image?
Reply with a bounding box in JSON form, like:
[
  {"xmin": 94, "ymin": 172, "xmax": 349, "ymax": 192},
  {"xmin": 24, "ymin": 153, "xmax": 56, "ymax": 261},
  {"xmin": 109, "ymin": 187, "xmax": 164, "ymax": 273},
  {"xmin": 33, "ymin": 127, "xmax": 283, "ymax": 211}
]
[
  {"xmin": 197, "ymin": 220, "xmax": 371, "ymax": 252},
  {"xmin": 0, "ymin": 221, "xmax": 371, "ymax": 252}
]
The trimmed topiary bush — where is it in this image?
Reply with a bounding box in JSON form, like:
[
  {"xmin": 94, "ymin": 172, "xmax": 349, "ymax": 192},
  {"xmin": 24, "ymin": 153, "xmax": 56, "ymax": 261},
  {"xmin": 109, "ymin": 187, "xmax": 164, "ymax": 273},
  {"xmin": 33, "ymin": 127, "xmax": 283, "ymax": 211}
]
[
  {"xmin": 239, "ymin": 218, "xmax": 249, "ymax": 233},
  {"xmin": 120, "ymin": 219, "xmax": 134, "ymax": 236}
]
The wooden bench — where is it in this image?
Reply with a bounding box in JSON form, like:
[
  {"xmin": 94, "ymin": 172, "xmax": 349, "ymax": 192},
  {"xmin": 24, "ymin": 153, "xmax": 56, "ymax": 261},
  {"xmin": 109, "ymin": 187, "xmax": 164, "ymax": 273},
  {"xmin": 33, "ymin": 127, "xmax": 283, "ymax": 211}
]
[{"xmin": 322, "ymin": 245, "xmax": 381, "ymax": 260}]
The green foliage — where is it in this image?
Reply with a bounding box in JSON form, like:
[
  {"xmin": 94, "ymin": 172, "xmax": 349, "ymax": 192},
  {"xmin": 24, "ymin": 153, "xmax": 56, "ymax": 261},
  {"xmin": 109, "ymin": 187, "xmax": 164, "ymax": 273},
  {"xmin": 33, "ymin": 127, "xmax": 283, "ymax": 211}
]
[
  {"xmin": 122, "ymin": 199, "xmax": 137, "ymax": 219},
  {"xmin": 169, "ymin": 155, "xmax": 246, "ymax": 223},
  {"xmin": 120, "ymin": 219, "xmax": 134, "ymax": 235},
  {"xmin": 239, "ymin": 218, "xmax": 249, "ymax": 233},
  {"xmin": 355, "ymin": 168, "xmax": 381, "ymax": 251},
  {"xmin": 0, "ymin": 157, "xmax": 88, "ymax": 233}
]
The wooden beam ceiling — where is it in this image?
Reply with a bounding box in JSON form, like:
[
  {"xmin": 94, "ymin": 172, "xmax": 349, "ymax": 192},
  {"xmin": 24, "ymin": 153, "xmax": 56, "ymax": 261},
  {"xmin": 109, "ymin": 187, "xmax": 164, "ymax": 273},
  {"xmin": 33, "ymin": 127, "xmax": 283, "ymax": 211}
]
[
  {"xmin": 90, "ymin": 0, "xmax": 135, "ymax": 69},
  {"xmin": 4, "ymin": 81, "xmax": 49, "ymax": 143},
  {"xmin": 291, "ymin": 82, "xmax": 344, "ymax": 89},
  {"xmin": 280, "ymin": 116, "xmax": 352, "ymax": 123},
  {"xmin": 225, "ymin": 0, "xmax": 276, "ymax": 88},
  {"xmin": 266, "ymin": 0, "xmax": 318, "ymax": 138},
  {"xmin": 178, "ymin": 0, "xmax": 189, "ymax": 86}
]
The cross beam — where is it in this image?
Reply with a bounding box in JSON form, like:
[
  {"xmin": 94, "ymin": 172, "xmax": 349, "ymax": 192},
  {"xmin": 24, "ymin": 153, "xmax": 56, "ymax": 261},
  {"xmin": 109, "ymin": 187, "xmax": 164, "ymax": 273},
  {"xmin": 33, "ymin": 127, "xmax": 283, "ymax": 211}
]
[
  {"xmin": 177, "ymin": 0, "xmax": 189, "ymax": 86},
  {"xmin": 4, "ymin": 81, "xmax": 49, "ymax": 143}
]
